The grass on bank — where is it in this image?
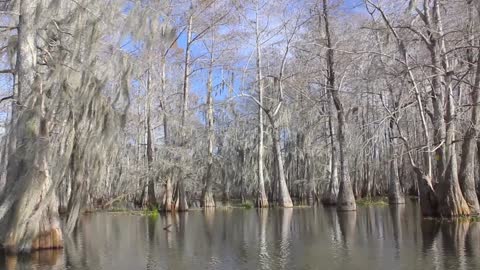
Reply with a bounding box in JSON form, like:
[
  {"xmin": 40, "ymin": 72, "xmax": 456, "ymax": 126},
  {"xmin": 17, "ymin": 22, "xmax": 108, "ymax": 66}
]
[
  {"xmin": 143, "ymin": 208, "xmax": 159, "ymax": 217},
  {"xmin": 241, "ymin": 201, "xmax": 254, "ymax": 209},
  {"xmin": 457, "ymin": 216, "xmax": 480, "ymax": 222},
  {"xmin": 356, "ymin": 197, "xmax": 388, "ymax": 206}
]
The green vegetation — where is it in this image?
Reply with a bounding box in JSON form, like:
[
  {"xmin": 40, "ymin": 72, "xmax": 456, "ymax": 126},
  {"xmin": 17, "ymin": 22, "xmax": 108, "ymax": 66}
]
[
  {"xmin": 456, "ymin": 216, "xmax": 480, "ymax": 223},
  {"xmin": 241, "ymin": 201, "xmax": 254, "ymax": 209},
  {"xmin": 142, "ymin": 209, "xmax": 159, "ymax": 221},
  {"xmin": 356, "ymin": 197, "xmax": 388, "ymax": 207}
]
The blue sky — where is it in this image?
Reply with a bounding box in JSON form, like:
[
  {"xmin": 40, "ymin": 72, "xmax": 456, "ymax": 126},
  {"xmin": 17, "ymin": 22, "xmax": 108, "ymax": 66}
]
[{"xmin": 0, "ymin": 0, "xmax": 369, "ymax": 135}]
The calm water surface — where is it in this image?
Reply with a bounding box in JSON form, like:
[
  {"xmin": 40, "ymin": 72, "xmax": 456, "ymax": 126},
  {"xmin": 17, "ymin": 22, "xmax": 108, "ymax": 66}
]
[{"xmin": 2, "ymin": 201, "xmax": 480, "ymax": 270}]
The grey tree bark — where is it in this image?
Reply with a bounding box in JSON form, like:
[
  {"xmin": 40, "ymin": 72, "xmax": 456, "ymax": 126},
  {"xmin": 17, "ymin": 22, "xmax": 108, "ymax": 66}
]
[
  {"xmin": 202, "ymin": 52, "xmax": 215, "ymax": 208},
  {"xmin": 458, "ymin": 6, "xmax": 480, "ymax": 215},
  {"xmin": 255, "ymin": 4, "xmax": 268, "ymax": 208},
  {"xmin": 322, "ymin": 103, "xmax": 339, "ymax": 206},
  {"xmin": 146, "ymin": 69, "xmax": 157, "ymax": 210},
  {"xmin": 429, "ymin": 0, "xmax": 470, "ymax": 217},
  {"xmin": 0, "ymin": 0, "xmax": 63, "ymax": 253},
  {"xmin": 323, "ymin": 0, "xmax": 356, "ymax": 211},
  {"xmin": 177, "ymin": 13, "xmax": 193, "ymax": 212}
]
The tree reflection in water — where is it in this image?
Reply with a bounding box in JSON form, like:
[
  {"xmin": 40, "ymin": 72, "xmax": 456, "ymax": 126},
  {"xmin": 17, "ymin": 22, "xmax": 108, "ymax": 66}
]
[{"xmin": 2, "ymin": 203, "xmax": 480, "ymax": 270}]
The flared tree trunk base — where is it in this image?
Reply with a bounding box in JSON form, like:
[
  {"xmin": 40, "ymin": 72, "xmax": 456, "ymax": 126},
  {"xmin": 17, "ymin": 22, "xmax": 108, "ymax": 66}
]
[
  {"xmin": 307, "ymin": 192, "xmax": 317, "ymax": 206},
  {"xmin": 176, "ymin": 179, "xmax": 189, "ymax": 212},
  {"xmin": 2, "ymin": 201, "xmax": 63, "ymax": 254},
  {"xmin": 160, "ymin": 178, "xmax": 174, "ymax": 212},
  {"xmin": 415, "ymin": 170, "xmax": 439, "ymax": 217},
  {"xmin": 437, "ymin": 182, "xmax": 471, "ymax": 217},
  {"xmin": 278, "ymin": 195, "xmax": 293, "ymax": 208},
  {"xmin": 321, "ymin": 189, "xmax": 338, "ymax": 206},
  {"xmin": 202, "ymin": 191, "xmax": 215, "ymax": 208},
  {"xmin": 322, "ymin": 176, "xmax": 339, "ymax": 206},
  {"xmin": 460, "ymin": 186, "xmax": 480, "ymax": 215},
  {"xmin": 3, "ymin": 227, "xmax": 63, "ymax": 255},
  {"xmin": 388, "ymin": 193, "xmax": 405, "ymax": 205},
  {"xmin": 160, "ymin": 198, "xmax": 174, "ymax": 212},
  {"xmin": 176, "ymin": 197, "xmax": 189, "ymax": 212},
  {"xmin": 256, "ymin": 192, "xmax": 269, "ymax": 208},
  {"xmin": 337, "ymin": 180, "xmax": 356, "ymax": 212},
  {"xmin": 147, "ymin": 181, "xmax": 157, "ymax": 210},
  {"xmin": 222, "ymin": 193, "xmax": 230, "ymax": 207}
]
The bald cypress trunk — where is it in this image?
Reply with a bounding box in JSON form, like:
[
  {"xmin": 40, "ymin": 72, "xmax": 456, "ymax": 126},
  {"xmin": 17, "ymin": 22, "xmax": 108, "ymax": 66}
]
[
  {"xmin": 0, "ymin": 90, "xmax": 63, "ymax": 254},
  {"xmin": 0, "ymin": 0, "xmax": 63, "ymax": 253},
  {"xmin": 202, "ymin": 56, "xmax": 215, "ymax": 208},
  {"xmin": 159, "ymin": 57, "xmax": 174, "ymax": 212},
  {"xmin": 458, "ymin": 12, "xmax": 480, "ymax": 214},
  {"xmin": 430, "ymin": 1, "xmax": 469, "ymax": 217},
  {"xmin": 146, "ymin": 70, "xmax": 157, "ymax": 210},
  {"xmin": 387, "ymin": 94, "xmax": 404, "ymax": 205},
  {"xmin": 437, "ymin": 70, "xmax": 470, "ymax": 217},
  {"xmin": 322, "ymin": 110, "xmax": 339, "ymax": 206},
  {"xmin": 177, "ymin": 14, "xmax": 193, "ymax": 212},
  {"xmin": 323, "ymin": 0, "xmax": 356, "ymax": 212},
  {"xmin": 271, "ymin": 123, "xmax": 293, "ymax": 207},
  {"xmin": 255, "ymin": 5, "xmax": 268, "ymax": 208}
]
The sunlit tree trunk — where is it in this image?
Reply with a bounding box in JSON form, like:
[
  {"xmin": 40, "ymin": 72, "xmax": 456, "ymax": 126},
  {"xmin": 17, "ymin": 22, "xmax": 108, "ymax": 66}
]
[
  {"xmin": 202, "ymin": 52, "xmax": 215, "ymax": 208},
  {"xmin": 146, "ymin": 69, "xmax": 157, "ymax": 209},
  {"xmin": 322, "ymin": 93, "xmax": 339, "ymax": 205},
  {"xmin": 323, "ymin": 0, "xmax": 356, "ymax": 211},
  {"xmin": 0, "ymin": 0, "xmax": 63, "ymax": 254},
  {"xmin": 387, "ymin": 91, "xmax": 404, "ymax": 205},
  {"xmin": 270, "ymin": 121, "xmax": 293, "ymax": 207},
  {"xmin": 177, "ymin": 13, "xmax": 193, "ymax": 212},
  {"xmin": 255, "ymin": 5, "xmax": 268, "ymax": 208},
  {"xmin": 458, "ymin": 5, "xmax": 480, "ymax": 215},
  {"xmin": 160, "ymin": 56, "xmax": 174, "ymax": 212},
  {"xmin": 429, "ymin": 0, "xmax": 469, "ymax": 217}
]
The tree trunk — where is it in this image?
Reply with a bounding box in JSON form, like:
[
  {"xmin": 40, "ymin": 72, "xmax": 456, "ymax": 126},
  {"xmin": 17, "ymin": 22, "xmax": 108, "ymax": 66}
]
[
  {"xmin": 159, "ymin": 56, "xmax": 173, "ymax": 212},
  {"xmin": 437, "ymin": 69, "xmax": 470, "ymax": 217},
  {"xmin": 323, "ymin": 0, "xmax": 356, "ymax": 212},
  {"xmin": 222, "ymin": 167, "xmax": 231, "ymax": 206},
  {"xmin": 433, "ymin": 1, "xmax": 470, "ymax": 217},
  {"xmin": 306, "ymin": 154, "xmax": 317, "ymax": 205},
  {"xmin": 335, "ymin": 111, "xmax": 356, "ymax": 211},
  {"xmin": 0, "ymin": 0, "xmax": 63, "ymax": 254},
  {"xmin": 388, "ymin": 157, "xmax": 405, "ymax": 204},
  {"xmin": 459, "ymin": 50, "xmax": 480, "ymax": 214},
  {"xmin": 177, "ymin": 14, "xmax": 193, "ymax": 212},
  {"xmin": 146, "ymin": 70, "xmax": 157, "ymax": 210},
  {"xmin": 255, "ymin": 5, "xmax": 268, "ymax": 208},
  {"xmin": 0, "ymin": 95, "xmax": 63, "ymax": 253},
  {"xmin": 271, "ymin": 124, "xmax": 293, "ymax": 207},
  {"xmin": 202, "ymin": 53, "xmax": 215, "ymax": 208},
  {"xmin": 322, "ymin": 112, "xmax": 339, "ymax": 205},
  {"xmin": 387, "ymin": 100, "xmax": 404, "ymax": 204},
  {"xmin": 161, "ymin": 176, "xmax": 174, "ymax": 212}
]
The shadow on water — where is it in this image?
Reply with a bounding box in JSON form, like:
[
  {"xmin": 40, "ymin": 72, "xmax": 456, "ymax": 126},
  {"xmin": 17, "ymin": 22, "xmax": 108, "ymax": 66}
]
[{"xmin": 3, "ymin": 203, "xmax": 480, "ymax": 270}]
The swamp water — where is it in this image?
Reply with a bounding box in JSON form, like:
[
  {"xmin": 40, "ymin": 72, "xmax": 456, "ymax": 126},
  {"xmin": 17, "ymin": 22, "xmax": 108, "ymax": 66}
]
[{"xmin": 2, "ymin": 201, "xmax": 480, "ymax": 270}]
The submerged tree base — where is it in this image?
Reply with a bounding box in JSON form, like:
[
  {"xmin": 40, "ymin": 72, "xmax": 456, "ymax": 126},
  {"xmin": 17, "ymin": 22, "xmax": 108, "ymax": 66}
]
[
  {"xmin": 437, "ymin": 184, "xmax": 471, "ymax": 217},
  {"xmin": 2, "ymin": 226, "xmax": 63, "ymax": 255},
  {"xmin": 202, "ymin": 192, "xmax": 215, "ymax": 208},
  {"xmin": 337, "ymin": 181, "xmax": 357, "ymax": 212},
  {"xmin": 321, "ymin": 192, "xmax": 338, "ymax": 206},
  {"xmin": 256, "ymin": 193, "xmax": 269, "ymax": 208},
  {"xmin": 388, "ymin": 193, "xmax": 405, "ymax": 205},
  {"xmin": 278, "ymin": 197, "xmax": 294, "ymax": 208}
]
